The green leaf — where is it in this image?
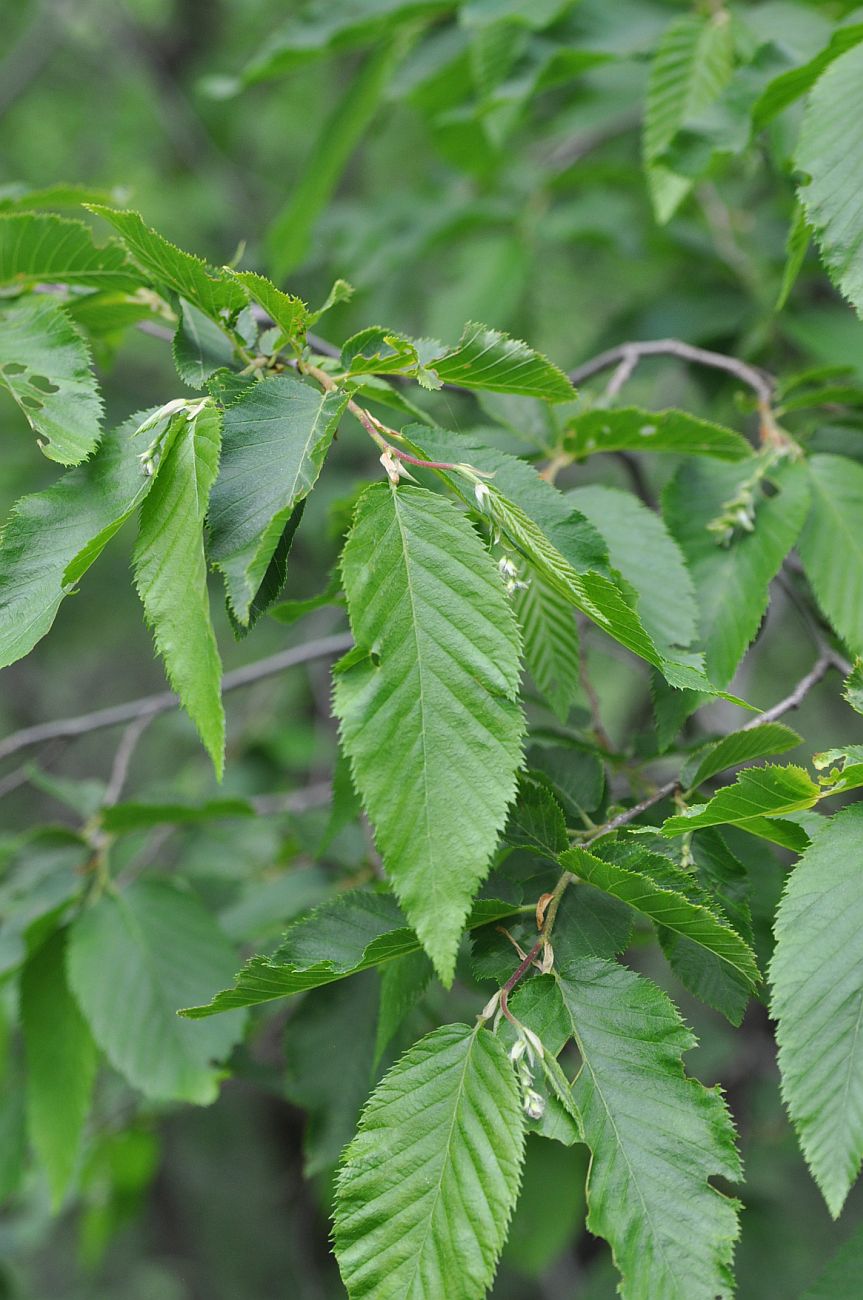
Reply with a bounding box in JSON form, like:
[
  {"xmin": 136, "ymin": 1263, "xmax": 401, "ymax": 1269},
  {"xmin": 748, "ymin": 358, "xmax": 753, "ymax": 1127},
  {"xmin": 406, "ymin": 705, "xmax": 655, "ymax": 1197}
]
[
  {"xmin": 230, "ymin": 270, "xmax": 310, "ymax": 347},
  {"xmin": 429, "ymin": 321, "xmax": 574, "ymax": 400},
  {"xmin": 564, "ymin": 407, "xmax": 751, "ymax": 461},
  {"xmin": 802, "ymin": 1219, "xmax": 863, "ymax": 1299},
  {"xmin": 555, "ymin": 959, "xmax": 741, "ymax": 1299},
  {"xmin": 776, "ymin": 201, "xmax": 812, "ymax": 311},
  {"xmin": 664, "ymin": 457, "xmax": 810, "ymax": 686},
  {"xmin": 333, "ymin": 1022, "xmax": 525, "ymax": 1300},
  {"xmin": 341, "ymin": 326, "xmax": 420, "ymax": 376},
  {"xmin": 0, "ymin": 412, "xmax": 154, "ymax": 668},
  {"xmin": 334, "ymin": 484, "xmax": 524, "ymax": 982},
  {"xmin": 100, "ymin": 798, "xmax": 254, "ymax": 833},
  {"xmin": 374, "ymin": 949, "xmax": 434, "ymax": 1067},
  {"xmin": 663, "ymin": 764, "xmax": 821, "ymax": 836},
  {"xmin": 87, "ymin": 206, "xmax": 248, "ymax": 325},
  {"xmin": 754, "ymin": 23, "xmax": 863, "ymax": 127},
  {"xmin": 843, "ymin": 657, "xmax": 863, "ymax": 716},
  {"xmin": 207, "ymin": 373, "xmax": 347, "ymax": 625},
  {"xmin": 770, "ymin": 804, "xmax": 863, "ymax": 1217},
  {"xmin": 172, "ymin": 298, "xmax": 235, "ymax": 388},
  {"xmin": 562, "ymin": 844, "xmax": 759, "ymax": 992},
  {"xmin": 514, "ymin": 566, "xmax": 581, "ymax": 720},
  {"xmin": 505, "ymin": 771, "xmax": 568, "ymax": 860},
  {"xmin": 798, "ymin": 454, "xmax": 863, "ymax": 655},
  {"xmin": 796, "ymin": 42, "xmax": 863, "ymax": 316},
  {"xmin": 182, "ymin": 890, "xmax": 522, "ymax": 1017},
  {"xmin": 568, "ymin": 484, "xmax": 698, "ymax": 655},
  {"xmin": 67, "ymin": 878, "xmax": 245, "ymax": 1105},
  {"xmin": 133, "ymin": 402, "xmax": 225, "ymax": 773},
  {"xmin": 0, "ymin": 212, "xmax": 139, "ymax": 290},
  {"xmin": 0, "ymin": 294, "xmax": 102, "ymax": 464},
  {"xmin": 21, "ymin": 929, "xmax": 97, "ymax": 1206},
  {"xmin": 682, "ymin": 722, "xmax": 802, "ymax": 790}
]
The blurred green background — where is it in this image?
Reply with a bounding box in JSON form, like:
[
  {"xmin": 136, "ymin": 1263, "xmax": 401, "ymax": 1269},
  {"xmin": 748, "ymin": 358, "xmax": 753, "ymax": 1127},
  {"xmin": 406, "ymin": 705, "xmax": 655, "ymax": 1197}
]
[{"xmin": 3, "ymin": 1, "xmax": 863, "ymax": 1296}]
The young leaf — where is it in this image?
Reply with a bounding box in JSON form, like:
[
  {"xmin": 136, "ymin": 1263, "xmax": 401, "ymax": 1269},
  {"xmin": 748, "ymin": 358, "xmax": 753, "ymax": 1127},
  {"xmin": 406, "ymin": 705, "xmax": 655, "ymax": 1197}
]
[
  {"xmin": 133, "ymin": 402, "xmax": 225, "ymax": 772},
  {"xmin": 230, "ymin": 270, "xmax": 310, "ymax": 347},
  {"xmin": 555, "ymin": 958, "xmax": 741, "ymax": 1299},
  {"xmin": 0, "ymin": 212, "xmax": 139, "ymax": 290},
  {"xmin": 334, "ymin": 484, "xmax": 525, "ymax": 982},
  {"xmin": 21, "ymin": 929, "xmax": 97, "ymax": 1206},
  {"xmin": 663, "ymin": 764, "xmax": 821, "ymax": 836},
  {"xmin": 87, "ymin": 206, "xmax": 248, "ymax": 324},
  {"xmin": 429, "ymin": 322, "xmax": 574, "ymax": 400},
  {"xmin": 798, "ymin": 454, "xmax": 863, "ymax": 655},
  {"xmin": 843, "ymin": 658, "xmax": 863, "ymax": 716},
  {"xmin": 682, "ymin": 722, "xmax": 802, "ymax": 790},
  {"xmin": 796, "ymin": 41, "xmax": 863, "ymax": 316},
  {"xmin": 334, "ymin": 1023, "xmax": 525, "ymax": 1300},
  {"xmin": 0, "ymin": 295, "xmax": 102, "ymax": 464},
  {"xmin": 67, "ymin": 878, "xmax": 245, "ymax": 1105},
  {"xmin": 172, "ymin": 299, "xmax": 235, "ymax": 388},
  {"xmin": 207, "ymin": 373, "xmax": 347, "ymax": 625},
  {"xmin": 0, "ymin": 411, "xmax": 155, "ymax": 668},
  {"xmin": 770, "ymin": 804, "xmax": 863, "ymax": 1217},
  {"xmin": 341, "ymin": 326, "xmax": 420, "ymax": 376},
  {"xmin": 564, "ymin": 407, "xmax": 750, "ymax": 461}
]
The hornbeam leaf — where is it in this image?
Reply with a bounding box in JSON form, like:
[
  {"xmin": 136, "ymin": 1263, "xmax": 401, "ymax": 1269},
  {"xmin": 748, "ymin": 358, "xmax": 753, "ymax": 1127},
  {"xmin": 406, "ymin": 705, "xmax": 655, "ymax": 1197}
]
[
  {"xmin": 341, "ymin": 326, "xmax": 419, "ymax": 376},
  {"xmin": 67, "ymin": 878, "xmax": 246, "ymax": 1105},
  {"xmin": 770, "ymin": 804, "xmax": 863, "ymax": 1217},
  {"xmin": 796, "ymin": 42, "xmax": 863, "ymax": 315},
  {"xmin": 230, "ymin": 270, "xmax": 310, "ymax": 347},
  {"xmin": 133, "ymin": 402, "xmax": 225, "ymax": 773},
  {"xmin": 87, "ymin": 206, "xmax": 248, "ymax": 325},
  {"xmin": 334, "ymin": 484, "xmax": 524, "ymax": 982},
  {"xmin": 843, "ymin": 658, "xmax": 863, "ymax": 716},
  {"xmin": 663, "ymin": 764, "xmax": 821, "ymax": 836},
  {"xmin": 514, "ymin": 566, "xmax": 581, "ymax": 720},
  {"xmin": 798, "ymin": 454, "xmax": 863, "ymax": 656},
  {"xmin": 429, "ymin": 322, "xmax": 574, "ymax": 400},
  {"xmin": 21, "ymin": 929, "xmax": 96, "ymax": 1207},
  {"xmin": 564, "ymin": 407, "xmax": 750, "ymax": 461},
  {"xmin": 555, "ymin": 959, "xmax": 741, "ymax": 1299},
  {"xmin": 0, "ymin": 212, "xmax": 139, "ymax": 290},
  {"xmin": 207, "ymin": 372, "xmax": 347, "ymax": 626},
  {"xmin": 753, "ymin": 24, "xmax": 863, "ymax": 127},
  {"xmin": 334, "ymin": 1022, "xmax": 525, "ymax": 1300},
  {"xmin": 172, "ymin": 299, "xmax": 235, "ymax": 389},
  {"xmin": 682, "ymin": 722, "xmax": 802, "ymax": 789},
  {"xmin": 0, "ymin": 295, "xmax": 102, "ymax": 464},
  {"xmin": 0, "ymin": 412, "xmax": 155, "ymax": 668},
  {"xmin": 181, "ymin": 890, "xmax": 523, "ymax": 1018}
]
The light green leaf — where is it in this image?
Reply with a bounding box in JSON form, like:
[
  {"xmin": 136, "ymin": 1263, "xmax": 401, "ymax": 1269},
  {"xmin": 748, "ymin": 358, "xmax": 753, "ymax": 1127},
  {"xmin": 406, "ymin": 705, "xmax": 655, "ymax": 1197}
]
[
  {"xmin": 664, "ymin": 457, "xmax": 810, "ymax": 686},
  {"xmin": 562, "ymin": 844, "xmax": 759, "ymax": 992},
  {"xmin": 754, "ymin": 23, "xmax": 863, "ymax": 127},
  {"xmin": 67, "ymin": 878, "xmax": 245, "ymax": 1105},
  {"xmin": 21, "ymin": 929, "xmax": 97, "ymax": 1206},
  {"xmin": 182, "ymin": 890, "xmax": 521, "ymax": 1018},
  {"xmin": 776, "ymin": 201, "xmax": 812, "ymax": 311},
  {"xmin": 429, "ymin": 321, "xmax": 574, "ymax": 400},
  {"xmin": 514, "ymin": 565, "xmax": 581, "ymax": 720},
  {"xmin": 682, "ymin": 722, "xmax": 802, "ymax": 790},
  {"xmin": 770, "ymin": 804, "xmax": 863, "ymax": 1217},
  {"xmin": 341, "ymin": 326, "xmax": 420, "ymax": 376},
  {"xmin": 334, "ymin": 484, "xmax": 524, "ymax": 982},
  {"xmin": 87, "ymin": 206, "xmax": 248, "ymax": 325},
  {"xmin": 843, "ymin": 658, "xmax": 863, "ymax": 716},
  {"xmin": 564, "ymin": 407, "xmax": 750, "ymax": 461},
  {"xmin": 100, "ymin": 798, "xmax": 254, "ymax": 833},
  {"xmin": 663, "ymin": 764, "xmax": 821, "ymax": 836},
  {"xmin": 802, "ymin": 1219, "xmax": 863, "ymax": 1299},
  {"xmin": 0, "ymin": 412, "xmax": 154, "ymax": 668},
  {"xmin": 207, "ymin": 372, "xmax": 347, "ymax": 625},
  {"xmin": 133, "ymin": 402, "xmax": 225, "ymax": 773},
  {"xmin": 230, "ymin": 270, "xmax": 310, "ymax": 347},
  {"xmin": 796, "ymin": 41, "xmax": 863, "ymax": 316},
  {"xmin": 0, "ymin": 212, "xmax": 139, "ymax": 290},
  {"xmin": 334, "ymin": 1022, "xmax": 525, "ymax": 1300},
  {"xmin": 374, "ymin": 949, "xmax": 434, "ymax": 1067},
  {"xmin": 555, "ymin": 959, "xmax": 741, "ymax": 1299},
  {"xmin": 0, "ymin": 294, "xmax": 102, "ymax": 464},
  {"xmin": 172, "ymin": 298, "xmax": 235, "ymax": 388},
  {"xmin": 798, "ymin": 454, "xmax": 863, "ymax": 655}
]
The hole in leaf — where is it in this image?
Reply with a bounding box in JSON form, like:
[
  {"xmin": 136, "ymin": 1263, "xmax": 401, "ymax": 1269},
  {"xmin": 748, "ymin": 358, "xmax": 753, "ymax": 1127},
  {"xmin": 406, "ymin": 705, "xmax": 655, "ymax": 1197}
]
[
  {"xmin": 2, "ymin": 362, "xmax": 26, "ymax": 376},
  {"xmin": 29, "ymin": 374, "xmax": 59, "ymax": 394},
  {"xmin": 19, "ymin": 395, "xmax": 42, "ymax": 410}
]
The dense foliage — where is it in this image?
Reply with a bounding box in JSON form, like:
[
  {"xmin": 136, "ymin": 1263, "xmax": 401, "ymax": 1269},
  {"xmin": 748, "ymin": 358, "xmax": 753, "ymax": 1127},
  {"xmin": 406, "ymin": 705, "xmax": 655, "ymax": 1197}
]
[{"xmin": 4, "ymin": 1, "xmax": 863, "ymax": 1297}]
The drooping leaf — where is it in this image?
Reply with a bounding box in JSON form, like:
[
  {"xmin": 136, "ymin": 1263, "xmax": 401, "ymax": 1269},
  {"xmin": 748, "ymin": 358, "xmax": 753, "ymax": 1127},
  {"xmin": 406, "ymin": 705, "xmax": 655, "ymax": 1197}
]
[
  {"xmin": 0, "ymin": 294, "xmax": 102, "ymax": 464},
  {"xmin": 207, "ymin": 372, "xmax": 347, "ymax": 625},
  {"xmin": 0, "ymin": 212, "xmax": 139, "ymax": 290},
  {"xmin": 133, "ymin": 402, "xmax": 225, "ymax": 773},
  {"xmin": 0, "ymin": 411, "xmax": 155, "ymax": 668},
  {"xmin": 334, "ymin": 484, "xmax": 524, "ymax": 982},
  {"xmin": 87, "ymin": 206, "xmax": 248, "ymax": 325},
  {"xmin": 555, "ymin": 959, "xmax": 741, "ymax": 1299},
  {"xmin": 67, "ymin": 878, "xmax": 245, "ymax": 1105},
  {"xmin": 663, "ymin": 764, "xmax": 821, "ymax": 836},
  {"xmin": 334, "ymin": 1022, "xmax": 525, "ymax": 1300},
  {"xmin": 682, "ymin": 722, "xmax": 802, "ymax": 790},
  {"xmin": 754, "ymin": 23, "xmax": 863, "ymax": 127},
  {"xmin": 564, "ymin": 407, "xmax": 750, "ymax": 461},
  {"xmin": 172, "ymin": 298, "xmax": 235, "ymax": 388},
  {"xmin": 796, "ymin": 41, "xmax": 863, "ymax": 315},
  {"xmin": 770, "ymin": 804, "xmax": 863, "ymax": 1217},
  {"xmin": 798, "ymin": 454, "xmax": 863, "ymax": 655},
  {"xmin": 21, "ymin": 929, "xmax": 97, "ymax": 1206},
  {"xmin": 428, "ymin": 321, "xmax": 574, "ymax": 400}
]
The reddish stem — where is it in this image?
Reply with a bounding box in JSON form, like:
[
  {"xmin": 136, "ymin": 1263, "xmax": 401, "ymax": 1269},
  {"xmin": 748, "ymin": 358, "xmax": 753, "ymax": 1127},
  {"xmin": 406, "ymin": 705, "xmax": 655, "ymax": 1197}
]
[
  {"xmin": 388, "ymin": 446, "xmax": 460, "ymax": 471},
  {"xmin": 499, "ymin": 936, "xmax": 544, "ymax": 1024}
]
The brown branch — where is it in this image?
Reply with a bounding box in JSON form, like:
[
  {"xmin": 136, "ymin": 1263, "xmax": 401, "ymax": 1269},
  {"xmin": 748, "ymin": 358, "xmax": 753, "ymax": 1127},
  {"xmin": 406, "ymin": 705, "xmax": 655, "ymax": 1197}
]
[
  {"xmin": 568, "ymin": 337, "xmax": 775, "ymax": 407},
  {"xmin": 0, "ymin": 633, "xmax": 353, "ymax": 764},
  {"xmin": 741, "ymin": 650, "xmax": 849, "ymax": 729}
]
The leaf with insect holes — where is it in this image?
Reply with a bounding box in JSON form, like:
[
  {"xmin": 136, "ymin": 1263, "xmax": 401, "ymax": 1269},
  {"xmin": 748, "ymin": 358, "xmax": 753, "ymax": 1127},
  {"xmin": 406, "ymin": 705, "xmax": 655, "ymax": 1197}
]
[
  {"xmin": 0, "ymin": 295, "xmax": 102, "ymax": 464},
  {"xmin": 564, "ymin": 407, "xmax": 750, "ymax": 461},
  {"xmin": 0, "ymin": 212, "xmax": 140, "ymax": 290}
]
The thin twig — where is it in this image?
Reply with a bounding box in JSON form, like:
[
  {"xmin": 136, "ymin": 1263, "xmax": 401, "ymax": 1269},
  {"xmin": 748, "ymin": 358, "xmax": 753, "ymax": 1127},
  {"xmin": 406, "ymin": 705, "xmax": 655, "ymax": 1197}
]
[
  {"xmin": 0, "ymin": 633, "xmax": 353, "ymax": 764},
  {"xmin": 568, "ymin": 337, "xmax": 775, "ymax": 407},
  {"xmin": 250, "ymin": 783, "xmax": 332, "ymax": 816},
  {"xmin": 741, "ymin": 651, "xmax": 849, "ymax": 729},
  {"xmin": 103, "ymin": 714, "xmax": 153, "ymax": 807}
]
